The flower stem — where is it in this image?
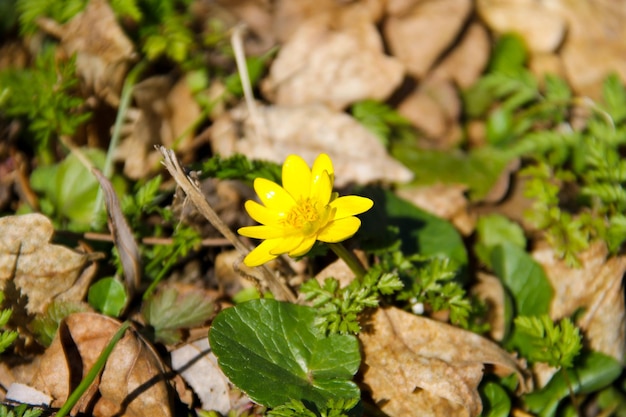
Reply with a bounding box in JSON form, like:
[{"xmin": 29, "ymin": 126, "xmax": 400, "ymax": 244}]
[{"xmin": 328, "ymin": 242, "xmax": 367, "ymax": 280}]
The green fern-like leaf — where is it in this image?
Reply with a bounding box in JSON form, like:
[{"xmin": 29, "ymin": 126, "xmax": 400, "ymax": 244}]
[{"xmin": 514, "ymin": 315, "xmax": 582, "ymax": 368}]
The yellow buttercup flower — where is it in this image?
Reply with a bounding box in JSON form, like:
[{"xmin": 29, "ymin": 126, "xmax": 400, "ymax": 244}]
[{"xmin": 238, "ymin": 154, "xmax": 374, "ymax": 267}]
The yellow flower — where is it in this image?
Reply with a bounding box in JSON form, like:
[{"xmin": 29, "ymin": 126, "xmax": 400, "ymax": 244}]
[{"xmin": 238, "ymin": 154, "xmax": 374, "ymax": 267}]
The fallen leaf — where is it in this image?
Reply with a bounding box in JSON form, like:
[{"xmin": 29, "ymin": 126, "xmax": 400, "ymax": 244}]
[
  {"xmin": 262, "ymin": 19, "xmax": 404, "ymax": 110},
  {"xmin": 209, "ymin": 103, "xmax": 413, "ymax": 186},
  {"xmin": 272, "ymin": 0, "xmax": 386, "ymax": 43},
  {"xmin": 532, "ymin": 241, "xmax": 626, "ymax": 363},
  {"xmin": 477, "ymin": 0, "xmax": 566, "ymax": 53},
  {"xmin": 170, "ymin": 338, "xmax": 234, "ymax": 414},
  {"xmin": 36, "ymin": 0, "xmax": 136, "ymax": 106},
  {"xmin": 556, "ymin": 0, "xmax": 626, "ymax": 98},
  {"xmin": 115, "ymin": 75, "xmax": 202, "ymax": 179},
  {"xmin": 396, "ymin": 78, "xmax": 463, "ymax": 148},
  {"xmin": 359, "ymin": 307, "xmax": 528, "ymax": 417},
  {"xmin": 384, "ymin": 0, "xmax": 472, "ymax": 79},
  {"xmin": 431, "ymin": 22, "xmax": 491, "ymax": 89},
  {"xmin": 471, "ymin": 272, "xmax": 506, "ymax": 341},
  {"xmin": 93, "ymin": 169, "xmax": 141, "ymax": 298},
  {"xmin": 30, "ymin": 312, "xmax": 174, "ymax": 417},
  {"xmin": 0, "ymin": 213, "xmax": 92, "ymax": 315}
]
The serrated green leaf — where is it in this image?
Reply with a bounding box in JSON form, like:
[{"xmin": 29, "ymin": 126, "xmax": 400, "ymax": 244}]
[
  {"xmin": 143, "ymin": 287, "xmax": 214, "ymax": 344},
  {"xmin": 209, "ymin": 299, "xmax": 360, "ymax": 409},
  {"xmin": 88, "ymin": 277, "xmax": 127, "ymax": 317}
]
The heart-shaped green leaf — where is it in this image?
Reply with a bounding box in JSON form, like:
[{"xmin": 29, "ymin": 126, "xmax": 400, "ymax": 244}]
[{"xmin": 209, "ymin": 299, "xmax": 360, "ymax": 409}]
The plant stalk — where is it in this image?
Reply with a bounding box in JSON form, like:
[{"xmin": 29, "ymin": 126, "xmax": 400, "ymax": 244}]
[
  {"xmin": 55, "ymin": 321, "xmax": 132, "ymax": 417},
  {"xmin": 327, "ymin": 242, "xmax": 367, "ymax": 280}
]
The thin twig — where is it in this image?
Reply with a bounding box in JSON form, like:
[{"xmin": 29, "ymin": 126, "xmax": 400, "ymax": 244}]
[
  {"xmin": 231, "ymin": 24, "xmax": 269, "ymax": 144},
  {"xmin": 157, "ymin": 146, "xmax": 295, "ymax": 302}
]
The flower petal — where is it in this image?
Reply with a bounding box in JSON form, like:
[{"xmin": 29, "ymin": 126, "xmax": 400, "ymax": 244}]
[
  {"xmin": 317, "ymin": 217, "xmax": 361, "ymax": 243},
  {"xmin": 282, "ymin": 155, "xmax": 311, "ymax": 201},
  {"xmin": 245, "ymin": 200, "xmax": 283, "ymax": 226},
  {"xmin": 243, "ymin": 239, "xmax": 281, "ymax": 267},
  {"xmin": 289, "ymin": 235, "xmax": 317, "ymax": 257},
  {"xmin": 269, "ymin": 235, "xmax": 304, "ymax": 255},
  {"xmin": 238, "ymin": 225, "xmax": 285, "ymax": 240},
  {"xmin": 330, "ymin": 196, "xmax": 374, "ymax": 220},
  {"xmin": 254, "ymin": 178, "xmax": 296, "ymax": 211},
  {"xmin": 310, "ymin": 170, "xmax": 332, "ymax": 206},
  {"xmin": 312, "ymin": 154, "xmax": 334, "ymax": 184}
]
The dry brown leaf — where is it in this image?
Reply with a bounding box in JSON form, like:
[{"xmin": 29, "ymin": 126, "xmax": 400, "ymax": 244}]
[
  {"xmin": 115, "ymin": 75, "xmax": 202, "ymax": 179},
  {"xmin": 477, "ymin": 0, "xmax": 566, "ymax": 53},
  {"xmin": 272, "ymin": 0, "xmax": 386, "ymax": 43},
  {"xmin": 93, "ymin": 169, "xmax": 141, "ymax": 299},
  {"xmin": 37, "ymin": 0, "xmax": 135, "ymax": 106},
  {"xmin": 170, "ymin": 338, "xmax": 231, "ymax": 414},
  {"xmin": 397, "ymin": 78, "xmax": 462, "ymax": 148},
  {"xmin": 471, "ymin": 272, "xmax": 506, "ymax": 341},
  {"xmin": 30, "ymin": 312, "xmax": 173, "ymax": 417},
  {"xmin": 532, "ymin": 241, "xmax": 626, "ymax": 363},
  {"xmin": 384, "ymin": 0, "xmax": 472, "ymax": 79},
  {"xmin": 210, "ymin": 103, "xmax": 413, "ymax": 186},
  {"xmin": 431, "ymin": 22, "xmax": 491, "ymax": 89},
  {"xmin": 0, "ymin": 213, "xmax": 92, "ymax": 314},
  {"xmin": 555, "ymin": 0, "xmax": 626, "ymax": 98},
  {"xmin": 359, "ymin": 307, "xmax": 528, "ymax": 417},
  {"xmin": 262, "ymin": 19, "xmax": 404, "ymax": 110}
]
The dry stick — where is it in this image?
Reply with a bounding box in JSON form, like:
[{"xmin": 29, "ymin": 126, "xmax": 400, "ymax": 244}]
[
  {"xmin": 157, "ymin": 146, "xmax": 296, "ymax": 302},
  {"xmin": 231, "ymin": 24, "xmax": 270, "ymax": 145}
]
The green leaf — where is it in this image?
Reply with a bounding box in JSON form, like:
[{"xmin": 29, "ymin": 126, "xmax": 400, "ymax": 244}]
[
  {"xmin": 209, "ymin": 299, "xmax": 361, "ymax": 409},
  {"xmin": 524, "ymin": 351, "xmax": 622, "ymax": 417},
  {"xmin": 479, "ymin": 380, "xmax": 511, "ymax": 417},
  {"xmin": 491, "ymin": 242, "xmax": 553, "ymax": 317},
  {"xmin": 390, "ymin": 144, "xmax": 515, "ymax": 201},
  {"xmin": 142, "ymin": 288, "xmax": 214, "ymax": 344},
  {"xmin": 513, "ymin": 315, "xmax": 582, "ymax": 368},
  {"xmin": 475, "ymin": 214, "xmax": 526, "ymax": 268},
  {"xmin": 88, "ymin": 278, "xmax": 127, "ymax": 317},
  {"xmin": 30, "ymin": 148, "xmax": 126, "ymax": 231},
  {"xmin": 358, "ymin": 188, "xmax": 467, "ymax": 273},
  {"xmin": 30, "ymin": 300, "xmax": 88, "ymax": 346},
  {"xmin": 488, "ymin": 33, "xmax": 528, "ymax": 75}
]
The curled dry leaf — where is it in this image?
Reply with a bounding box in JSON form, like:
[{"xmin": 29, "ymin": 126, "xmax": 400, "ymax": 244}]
[
  {"xmin": 36, "ymin": 0, "xmax": 135, "ymax": 106},
  {"xmin": 384, "ymin": 0, "xmax": 472, "ymax": 79},
  {"xmin": 359, "ymin": 307, "xmax": 528, "ymax": 417},
  {"xmin": 93, "ymin": 169, "xmax": 141, "ymax": 298},
  {"xmin": 262, "ymin": 19, "xmax": 404, "ymax": 110},
  {"xmin": 210, "ymin": 103, "xmax": 413, "ymax": 186},
  {"xmin": 533, "ymin": 241, "xmax": 626, "ymax": 363},
  {"xmin": 0, "ymin": 213, "xmax": 92, "ymax": 315},
  {"xmin": 30, "ymin": 312, "xmax": 173, "ymax": 417}
]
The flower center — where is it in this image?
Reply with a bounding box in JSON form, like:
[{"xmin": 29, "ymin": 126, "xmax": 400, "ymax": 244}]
[{"xmin": 285, "ymin": 199, "xmax": 330, "ymax": 236}]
